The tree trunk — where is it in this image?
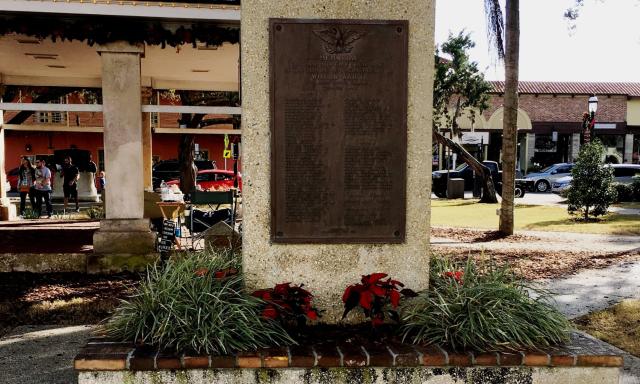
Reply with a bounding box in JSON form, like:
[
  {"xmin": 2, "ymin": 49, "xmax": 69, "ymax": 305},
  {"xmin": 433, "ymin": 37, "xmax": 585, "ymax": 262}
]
[
  {"xmin": 177, "ymin": 113, "xmax": 205, "ymax": 193},
  {"xmin": 499, "ymin": 0, "xmax": 520, "ymax": 235},
  {"xmin": 178, "ymin": 134, "xmax": 197, "ymax": 193},
  {"xmin": 433, "ymin": 131, "xmax": 498, "ymax": 203}
]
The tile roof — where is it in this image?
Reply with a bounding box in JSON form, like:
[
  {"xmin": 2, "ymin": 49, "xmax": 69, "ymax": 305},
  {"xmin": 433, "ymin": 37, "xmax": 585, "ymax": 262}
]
[{"xmin": 490, "ymin": 81, "xmax": 640, "ymax": 97}]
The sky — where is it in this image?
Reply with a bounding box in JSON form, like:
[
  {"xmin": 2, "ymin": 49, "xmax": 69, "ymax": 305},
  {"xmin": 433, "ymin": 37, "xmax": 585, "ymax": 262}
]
[{"xmin": 435, "ymin": 0, "xmax": 640, "ymax": 82}]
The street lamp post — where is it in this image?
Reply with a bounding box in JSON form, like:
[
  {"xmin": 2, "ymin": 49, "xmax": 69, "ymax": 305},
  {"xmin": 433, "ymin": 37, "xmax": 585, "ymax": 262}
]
[{"xmin": 583, "ymin": 95, "xmax": 598, "ymax": 144}]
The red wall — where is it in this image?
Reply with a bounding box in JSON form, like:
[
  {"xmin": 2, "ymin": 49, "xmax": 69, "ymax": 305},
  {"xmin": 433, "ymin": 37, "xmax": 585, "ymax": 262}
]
[{"xmin": 4, "ymin": 131, "xmax": 241, "ymax": 173}]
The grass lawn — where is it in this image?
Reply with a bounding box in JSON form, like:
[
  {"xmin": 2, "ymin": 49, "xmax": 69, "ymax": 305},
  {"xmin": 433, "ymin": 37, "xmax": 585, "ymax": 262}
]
[
  {"xmin": 431, "ymin": 199, "xmax": 640, "ymax": 235},
  {"xmin": 574, "ymin": 300, "xmax": 640, "ymax": 357}
]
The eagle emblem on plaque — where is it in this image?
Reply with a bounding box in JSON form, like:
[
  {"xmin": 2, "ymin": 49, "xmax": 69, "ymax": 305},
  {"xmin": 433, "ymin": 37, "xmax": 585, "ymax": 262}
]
[{"xmin": 313, "ymin": 26, "xmax": 365, "ymax": 54}]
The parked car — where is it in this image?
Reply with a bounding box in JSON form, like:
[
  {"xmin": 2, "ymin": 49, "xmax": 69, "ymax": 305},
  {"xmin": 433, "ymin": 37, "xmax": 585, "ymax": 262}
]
[
  {"xmin": 432, "ymin": 160, "xmax": 531, "ymax": 198},
  {"xmin": 551, "ymin": 176, "xmax": 572, "ymax": 194},
  {"xmin": 552, "ymin": 164, "xmax": 640, "ymax": 194},
  {"xmin": 152, "ymin": 159, "xmax": 217, "ymax": 189},
  {"xmin": 166, "ymin": 169, "xmax": 242, "ymax": 192},
  {"xmin": 524, "ymin": 163, "xmax": 574, "ymax": 193},
  {"xmin": 7, "ymin": 167, "xmax": 19, "ymax": 192}
]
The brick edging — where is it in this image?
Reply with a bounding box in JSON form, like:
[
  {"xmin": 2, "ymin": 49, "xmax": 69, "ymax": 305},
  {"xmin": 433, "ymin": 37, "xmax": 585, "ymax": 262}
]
[{"xmin": 74, "ymin": 332, "xmax": 623, "ymax": 371}]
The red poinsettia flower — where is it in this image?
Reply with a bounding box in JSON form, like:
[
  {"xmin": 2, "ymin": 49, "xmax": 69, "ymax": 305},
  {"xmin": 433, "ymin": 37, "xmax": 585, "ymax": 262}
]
[
  {"xmin": 261, "ymin": 305, "xmax": 278, "ymax": 319},
  {"xmin": 212, "ymin": 267, "xmax": 238, "ymax": 279},
  {"xmin": 342, "ymin": 273, "xmax": 417, "ymax": 327},
  {"xmin": 252, "ymin": 282, "xmax": 320, "ymax": 326},
  {"xmin": 194, "ymin": 268, "xmax": 209, "ymax": 277},
  {"xmin": 443, "ymin": 270, "xmax": 464, "ymax": 284}
]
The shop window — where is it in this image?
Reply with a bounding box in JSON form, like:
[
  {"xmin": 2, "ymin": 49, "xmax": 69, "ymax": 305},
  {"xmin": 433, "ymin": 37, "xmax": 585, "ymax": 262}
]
[
  {"xmin": 595, "ymin": 135, "xmax": 624, "ymax": 164},
  {"xmin": 633, "ymin": 136, "xmax": 640, "ymax": 164},
  {"xmin": 534, "ymin": 134, "xmax": 556, "ymax": 152},
  {"xmin": 35, "ymin": 97, "xmax": 65, "ymax": 124},
  {"xmin": 150, "ymin": 112, "xmax": 159, "ymax": 127}
]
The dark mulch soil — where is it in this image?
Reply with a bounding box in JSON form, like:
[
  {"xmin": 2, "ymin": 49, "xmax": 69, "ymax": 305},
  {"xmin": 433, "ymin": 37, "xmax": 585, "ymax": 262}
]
[
  {"xmin": 0, "ymin": 272, "xmax": 140, "ymax": 337},
  {"xmin": 431, "ymin": 227, "xmax": 539, "ymax": 243},
  {"xmin": 285, "ymin": 323, "xmax": 403, "ymax": 346},
  {"xmin": 435, "ymin": 247, "xmax": 640, "ymax": 280}
]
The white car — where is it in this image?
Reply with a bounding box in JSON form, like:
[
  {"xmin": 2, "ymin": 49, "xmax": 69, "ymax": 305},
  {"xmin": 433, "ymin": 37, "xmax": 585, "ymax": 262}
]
[
  {"xmin": 551, "ymin": 164, "xmax": 640, "ymax": 194},
  {"xmin": 524, "ymin": 163, "xmax": 574, "ymax": 193},
  {"xmin": 551, "ymin": 176, "xmax": 572, "ymax": 194}
]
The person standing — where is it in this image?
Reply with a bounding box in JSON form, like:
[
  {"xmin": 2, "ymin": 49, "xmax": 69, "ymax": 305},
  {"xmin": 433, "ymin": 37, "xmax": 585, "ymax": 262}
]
[
  {"xmin": 17, "ymin": 157, "xmax": 36, "ymax": 217},
  {"xmin": 34, "ymin": 159, "xmax": 53, "ymax": 218},
  {"xmin": 61, "ymin": 156, "xmax": 80, "ymax": 213}
]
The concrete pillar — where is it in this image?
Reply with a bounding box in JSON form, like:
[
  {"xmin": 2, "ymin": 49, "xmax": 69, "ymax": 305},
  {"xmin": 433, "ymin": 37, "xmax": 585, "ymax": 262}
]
[
  {"xmin": 570, "ymin": 133, "xmax": 581, "ymax": 162},
  {"xmin": 141, "ymin": 87, "xmax": 153, "ymax": 191},
  {"xmin": 624, "ymin": 134, "xmax": 633, "ymax": 164},
  {"xmin": 518, "ymin": 133, "xmax": 527, "ymax": 173},
  {"xmin": 0, "ymin": 105, "xmax": 15, "ymax": 221},
  {"xmin": 526, "ymin": 133, "xmax": 535, "ymax": 171},
  {"xmin": 0, "ymin": 106, "xmax": 5, "ymax": 200},
  {"xmin": 92, "ymin": 42, "xmax": 155, "ymax": 259}
]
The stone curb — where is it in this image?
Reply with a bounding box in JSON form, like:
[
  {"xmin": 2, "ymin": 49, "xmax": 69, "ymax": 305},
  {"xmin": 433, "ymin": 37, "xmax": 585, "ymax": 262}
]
[{"xmin": 74, "ymin": 332, "xmax": 623, "ymax": 371}]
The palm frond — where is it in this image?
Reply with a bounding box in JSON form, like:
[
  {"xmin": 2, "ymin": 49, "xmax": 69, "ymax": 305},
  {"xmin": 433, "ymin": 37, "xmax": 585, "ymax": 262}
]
[{"xmin": 484, "ymin": 0, "xmax": 505, "ymax": 60}]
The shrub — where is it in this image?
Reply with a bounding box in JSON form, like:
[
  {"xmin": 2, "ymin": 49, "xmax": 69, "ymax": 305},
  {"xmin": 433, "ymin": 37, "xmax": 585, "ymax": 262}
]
[
  {"xmin": 566, "ymin": 140, "xmax": 616, "ymax": 220},
  {"xmin": 613, "ymin": 183, "xmax": 634, "ymax": 203},
  {"xmin": 252, "ymin": 283, "xmax": 320, "ymax": 328},
  {"xmin": 22, "ymin": 208, "xmax": 40, "ymax": 219},
  {"xmin": 103, "ymin": 249, "xmax": 294, "ymax": 354},
  {"xmin": 400, "ymin": 255, "xmax": 571, "ymax": 352},
  {"xmin": 342, "ymin": 273, "xmax": 417, "ymax": 326},
  {"xmin": 632, "ymin": 176, "xmax": 640, "ymax": 201},
  {"xmin": 86, "ymin": 206, "xmax": 105, "ymax": 219}
]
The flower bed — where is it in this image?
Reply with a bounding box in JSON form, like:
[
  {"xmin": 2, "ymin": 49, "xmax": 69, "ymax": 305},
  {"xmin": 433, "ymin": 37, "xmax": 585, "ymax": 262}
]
[{"xmin": 78, "ymin": 250, "xmax": 623, "ymax": 383}]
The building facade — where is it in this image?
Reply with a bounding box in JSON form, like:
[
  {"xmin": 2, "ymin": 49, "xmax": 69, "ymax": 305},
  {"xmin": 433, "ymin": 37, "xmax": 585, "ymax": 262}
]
[{"xmin": 437, "ymin": 81, "xmax": 640, "ymax": 173}]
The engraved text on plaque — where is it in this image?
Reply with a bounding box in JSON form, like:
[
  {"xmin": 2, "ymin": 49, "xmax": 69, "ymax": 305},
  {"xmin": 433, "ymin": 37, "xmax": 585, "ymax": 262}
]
[{"xmin": 270, "ymin": 19, "xmax": 408, "ymax": 243}]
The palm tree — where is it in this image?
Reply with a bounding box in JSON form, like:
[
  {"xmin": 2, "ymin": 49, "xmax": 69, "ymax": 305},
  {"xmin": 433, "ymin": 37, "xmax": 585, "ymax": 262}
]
[{"xmin": 485, "ymin": 0, "xmax": 519, "ymax": 235}]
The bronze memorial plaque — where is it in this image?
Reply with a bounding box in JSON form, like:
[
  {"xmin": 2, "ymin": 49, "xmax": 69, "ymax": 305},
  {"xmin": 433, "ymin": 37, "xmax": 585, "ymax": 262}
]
[{"xmin": 270, "ymin": 19, "xmax": 408, "ymax": 243}]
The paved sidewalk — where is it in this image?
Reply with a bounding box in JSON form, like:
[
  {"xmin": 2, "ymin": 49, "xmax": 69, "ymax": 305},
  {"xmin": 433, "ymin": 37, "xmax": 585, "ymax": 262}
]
[
  {"xmin": 432, "ymin": 228, "xmax": 640, "ymax": 254},
  {"xmin": 0, "ymin": 325, "xmax": 92, "ymax": 384},
  {"xmin": 541, "ymin": 261, "xmax": 640, "ymax": 384}
]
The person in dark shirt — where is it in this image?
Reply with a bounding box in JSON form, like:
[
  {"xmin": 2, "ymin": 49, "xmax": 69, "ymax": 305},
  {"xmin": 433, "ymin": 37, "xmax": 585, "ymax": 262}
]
[{"xmin": 61, "ymin": 156, "xmax": 80, "ymax": 213}]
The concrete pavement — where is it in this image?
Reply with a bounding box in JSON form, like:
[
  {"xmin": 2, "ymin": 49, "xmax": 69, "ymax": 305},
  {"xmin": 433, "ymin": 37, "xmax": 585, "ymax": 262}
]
[{"xmin": 0, "ymin": 325, "xmax": 92, "ymax": 384}]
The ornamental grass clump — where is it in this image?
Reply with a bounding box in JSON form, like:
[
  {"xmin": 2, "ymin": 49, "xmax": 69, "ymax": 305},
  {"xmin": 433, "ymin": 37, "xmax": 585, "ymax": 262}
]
[
  {"xmin": 400, "ymin": 255, "xmax": 571, "ymax": 352},
  {"xmin": 103, "ymin": 249, "xmax": 294, "ymax": 354}
]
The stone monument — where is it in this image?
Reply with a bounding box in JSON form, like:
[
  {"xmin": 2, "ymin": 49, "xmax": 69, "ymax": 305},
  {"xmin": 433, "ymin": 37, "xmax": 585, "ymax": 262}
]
[{"xmin": 242, "ymin": 0, "xmax": 434, "ymax": 321}]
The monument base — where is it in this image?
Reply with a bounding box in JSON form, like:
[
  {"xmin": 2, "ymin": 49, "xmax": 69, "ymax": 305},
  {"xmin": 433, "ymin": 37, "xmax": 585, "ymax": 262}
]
[
  {"xmin": 0, "ymin": 198, "xmax": 16, "ymax": 221},
  {"xmin": 92, "ymin": 219, "xmax": 157, "ymax": 272}
]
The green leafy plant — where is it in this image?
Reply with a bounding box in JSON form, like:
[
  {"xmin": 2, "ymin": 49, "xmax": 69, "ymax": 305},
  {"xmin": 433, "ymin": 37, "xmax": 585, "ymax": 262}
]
[
  {"xmin": 21, "ymin": 208, "xmax": 40, "ymax": 219},
  {"xmin": 400, "ymin": 255, "xmax": 571, "ymax": 352},
  {"xmin": 51, "ymin": 210, "xmax": 71, "ymax": 220},
  {"xmin": 86, "ymin": 206, "xmax": 105, "ymax": 219},
  {"xmin": 103, "ymin": 249, "xmax": 294, "ymax": 354},
  {"xmin": 632, "ymin": 175, "xmax": 640, "ymax": 202},
  {"xmin": 566, "ymin": 140, "xmax": 617, "ymax": 220},
  {"xmin": 613, "ymin": 183, "xmax": 634, "ymax": 203}
]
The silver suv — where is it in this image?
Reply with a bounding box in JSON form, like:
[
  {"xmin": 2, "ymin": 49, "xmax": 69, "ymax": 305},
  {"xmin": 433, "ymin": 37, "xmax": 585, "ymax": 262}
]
[{"xmin": 524, "ymin": 163, "xmax": 574, "ymax": 193}]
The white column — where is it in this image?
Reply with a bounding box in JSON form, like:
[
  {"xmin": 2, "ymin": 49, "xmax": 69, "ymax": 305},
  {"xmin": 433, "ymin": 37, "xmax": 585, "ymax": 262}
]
[
  {"xmin": 98, "ymin": 42, "xmax": 145, "ymax": 219},
  {"xmin": 570, "ymin": 133, "xmax": 581, "ymax": 162},
  {"xmin": 0, "ymin": 104, "xmax": 14, "ymax": 221},
  {"xmin": 624, "ymin": 134, "xmax": 634, "ymax": 164},
  {"xmin": 92, "ymin": 42, "xmax": 155, "ymax": 260},
  {"xmin": 526, "ymin": 133, "xmax": 535, "ymax": 171},
  {"xmin": 0, "ymin": 105, "xmax": 5, "ymax": 200}
]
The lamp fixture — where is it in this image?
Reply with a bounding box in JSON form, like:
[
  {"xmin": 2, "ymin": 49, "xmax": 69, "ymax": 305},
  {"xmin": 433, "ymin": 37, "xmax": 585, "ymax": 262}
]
[{"xmin": 588, "ymin": 95, "xmax": 598, "ymax": 114}]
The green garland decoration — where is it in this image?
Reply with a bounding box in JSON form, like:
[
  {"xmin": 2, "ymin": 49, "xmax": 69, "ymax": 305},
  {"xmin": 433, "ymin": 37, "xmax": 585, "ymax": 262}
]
[{"xmin": 0, "ymin": 15, "xmax": 239, "ymax": 48}]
